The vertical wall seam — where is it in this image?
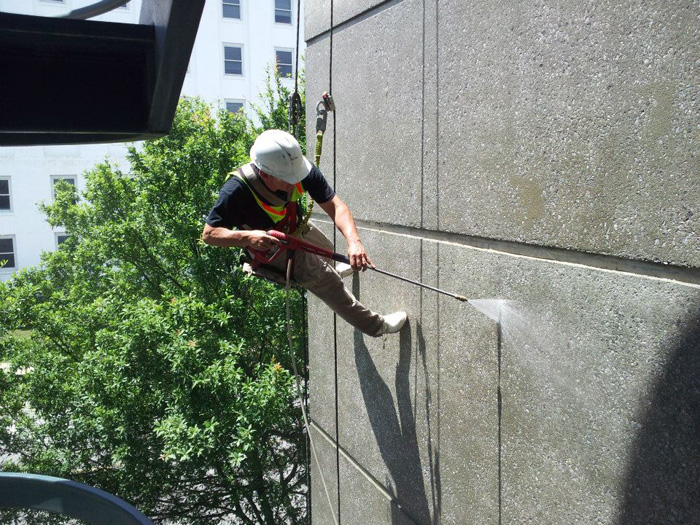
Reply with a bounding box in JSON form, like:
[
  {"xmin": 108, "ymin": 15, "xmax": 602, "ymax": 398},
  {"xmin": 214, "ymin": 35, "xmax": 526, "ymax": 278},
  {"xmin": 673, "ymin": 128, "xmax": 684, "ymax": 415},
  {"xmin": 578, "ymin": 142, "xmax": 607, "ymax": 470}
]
[
  {"xmin": 420, "ymin": 0, "xmax": 426, "ymax": 231},
  {"xmin": 434, "ymin": 2, "xmax": 442, "ymax": 521},
  {"xmin": 497, "ymin": 310, "xmax": 503, "ymax": 525},
  {"xmin": 435, "ymin": 0, "xmax": 440, "ymax": 233},
  {"xmin": 436, "ymin": 240, "xmax": 442, "ymax": 524},
  {"xmin": 329, "ymin": 0, "xmax": 341, "ymax": 522},
  {"xmin": 420, "ymin": 1, "xmax": 427, "ymax": 518}
]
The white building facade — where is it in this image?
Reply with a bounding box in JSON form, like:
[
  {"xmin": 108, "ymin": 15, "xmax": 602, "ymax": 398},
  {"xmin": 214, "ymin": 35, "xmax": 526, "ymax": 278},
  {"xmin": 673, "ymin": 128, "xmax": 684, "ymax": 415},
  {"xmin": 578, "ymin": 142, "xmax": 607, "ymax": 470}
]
[{"xmin": 0, "ymin": 0, "xmax": 304, "ymax": 281}]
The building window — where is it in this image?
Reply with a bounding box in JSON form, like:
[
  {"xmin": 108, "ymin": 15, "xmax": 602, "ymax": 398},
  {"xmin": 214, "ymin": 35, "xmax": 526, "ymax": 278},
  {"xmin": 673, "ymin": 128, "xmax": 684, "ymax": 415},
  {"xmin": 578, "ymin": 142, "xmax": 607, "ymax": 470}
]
[
  {"xmin": 0, "ymin": 237, "xmax": 15, "ymax": 270},
  {"xmin": 223, "ymin": 0, "xmax": 241, "ymax": 19},
  {"xmin": 51, "ymin": 175, "xmax": 76, "ymax": 201},
  {"xmin": 275, "ymin": 49, "xmax": 293, "ymax": 78},
  {"xmin": 224, "ymin": 45, "xmax": 243, "ymax": 76},
  {"xmin": 225, "ymin": 100, "xmax": 245, "ymax": 114},
  {"xmin": 56, "ymin": 233, "xmax": 70, "ymax": 247},
  {"xmin": 274, "ymin": 0, "xmax": 292, "ymax": 24},
  {"xmin": 0, "ymin": 178, "xmax": 10, "ymax": 211}
]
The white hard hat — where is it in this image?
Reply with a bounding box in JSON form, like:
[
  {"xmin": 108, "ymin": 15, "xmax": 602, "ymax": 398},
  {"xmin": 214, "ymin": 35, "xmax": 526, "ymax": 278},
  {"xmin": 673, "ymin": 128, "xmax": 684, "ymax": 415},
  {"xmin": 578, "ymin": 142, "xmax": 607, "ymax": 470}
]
[{"xmin": 250, "ymin": 130, "xmax": 312, "ymax": 184}]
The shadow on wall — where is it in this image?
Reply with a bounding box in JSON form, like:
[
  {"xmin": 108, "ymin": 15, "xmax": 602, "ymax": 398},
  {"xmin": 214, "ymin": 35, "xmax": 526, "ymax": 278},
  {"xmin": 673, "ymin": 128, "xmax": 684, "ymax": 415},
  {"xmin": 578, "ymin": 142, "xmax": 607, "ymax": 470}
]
[
  {"xmin": 618, "ymin": 309, "xmax": 700, "ymax": 524},
  {"xmin": 352, "ymin": 302, "xmax": 436, "ymax": 523}
]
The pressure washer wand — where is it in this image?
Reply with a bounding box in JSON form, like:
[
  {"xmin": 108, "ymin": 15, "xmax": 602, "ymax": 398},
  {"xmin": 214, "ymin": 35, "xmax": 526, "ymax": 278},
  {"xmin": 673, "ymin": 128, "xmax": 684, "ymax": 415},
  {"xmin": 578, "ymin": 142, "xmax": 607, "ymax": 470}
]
[
  {"xmin": 267, "ymin": 231, "xmax": 469, "ymax": 302},
  {"xmin": 364, "ymin": 266, "xmax": 469, "ymax": 302}
]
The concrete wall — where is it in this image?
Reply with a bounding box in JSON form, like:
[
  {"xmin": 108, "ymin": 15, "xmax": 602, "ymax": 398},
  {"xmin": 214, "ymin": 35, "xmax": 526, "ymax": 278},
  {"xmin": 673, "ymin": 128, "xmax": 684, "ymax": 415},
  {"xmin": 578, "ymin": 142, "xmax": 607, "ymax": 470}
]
[{"xmin": 304, "ymin": 1, "xmax": 699, "ymax": 523}]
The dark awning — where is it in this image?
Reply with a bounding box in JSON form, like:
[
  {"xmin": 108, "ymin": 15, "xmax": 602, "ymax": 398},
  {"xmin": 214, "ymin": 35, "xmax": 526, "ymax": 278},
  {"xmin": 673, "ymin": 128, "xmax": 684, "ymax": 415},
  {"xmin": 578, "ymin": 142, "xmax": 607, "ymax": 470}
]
[{"xmin": 0, "ymin": 0, "xmax": 204, "ymax": 146}]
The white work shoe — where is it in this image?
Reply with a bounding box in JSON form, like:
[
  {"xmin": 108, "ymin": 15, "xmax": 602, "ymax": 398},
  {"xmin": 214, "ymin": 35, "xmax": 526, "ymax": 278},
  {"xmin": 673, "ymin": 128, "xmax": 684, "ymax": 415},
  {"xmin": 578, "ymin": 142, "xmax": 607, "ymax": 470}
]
[
  {"xmin": 335, "ymin": 262, "xmax": 355, "ymax": 279},
  {"xmin": 377, "ymin": 311, "xmax": 408, "ymax": 336}
]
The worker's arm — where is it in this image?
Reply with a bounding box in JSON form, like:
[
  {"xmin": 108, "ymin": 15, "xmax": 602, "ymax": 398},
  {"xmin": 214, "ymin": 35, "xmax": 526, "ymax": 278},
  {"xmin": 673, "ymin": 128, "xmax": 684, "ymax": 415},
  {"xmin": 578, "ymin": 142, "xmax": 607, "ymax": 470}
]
[
  {"xmin": 201, "ymin": 223, "xmax": 278, "ymax": 251},
  {"xmin": 318, "ymin": 195, "xmax": 374, "ymax": 271}
]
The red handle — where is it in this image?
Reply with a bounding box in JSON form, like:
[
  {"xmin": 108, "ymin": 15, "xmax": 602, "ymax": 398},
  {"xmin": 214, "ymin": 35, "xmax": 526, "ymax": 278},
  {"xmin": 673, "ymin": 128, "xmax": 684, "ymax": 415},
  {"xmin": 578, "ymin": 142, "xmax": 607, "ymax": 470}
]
[
  {"xmin": 267, "ymin": 230, "xmax": 350, "ymax": 264},
  {"xmin": 248, "ymin": 244, "xmax": 284, "ymax": 264}
]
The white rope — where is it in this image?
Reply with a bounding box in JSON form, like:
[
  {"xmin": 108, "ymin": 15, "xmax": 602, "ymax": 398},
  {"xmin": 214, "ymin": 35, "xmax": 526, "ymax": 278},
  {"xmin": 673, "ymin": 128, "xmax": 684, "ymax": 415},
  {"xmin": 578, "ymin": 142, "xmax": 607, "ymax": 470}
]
[{"xmin": 285, "ymin": 258, "xmax": 339, "ymax": 525}]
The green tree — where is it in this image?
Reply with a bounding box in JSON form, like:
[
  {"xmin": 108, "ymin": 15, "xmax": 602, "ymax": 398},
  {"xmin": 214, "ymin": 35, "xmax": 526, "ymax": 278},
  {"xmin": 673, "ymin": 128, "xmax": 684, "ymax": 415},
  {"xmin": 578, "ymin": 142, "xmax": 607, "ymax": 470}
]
[
  {"xmin": 252, "ymin": 65, "xmax": 306, "ymax": 149},
  {"xmin": 0, "ymin": 76, "xmax": 309, "ymax": 523}
]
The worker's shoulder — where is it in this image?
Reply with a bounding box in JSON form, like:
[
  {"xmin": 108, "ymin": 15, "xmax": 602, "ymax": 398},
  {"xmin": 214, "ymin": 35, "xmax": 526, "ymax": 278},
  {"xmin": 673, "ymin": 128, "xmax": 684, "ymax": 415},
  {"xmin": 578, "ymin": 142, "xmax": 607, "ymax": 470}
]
[
  {"xmin": 219, "ymin": 170, "xmax": 247, "ymax": 194},
  {"xmin": 303, "ymin": 164, "xmax": 328, "ymax": 186},
  {"xmin": 307, "ymin": 164, "xmax": 324, "ymax": 178}
]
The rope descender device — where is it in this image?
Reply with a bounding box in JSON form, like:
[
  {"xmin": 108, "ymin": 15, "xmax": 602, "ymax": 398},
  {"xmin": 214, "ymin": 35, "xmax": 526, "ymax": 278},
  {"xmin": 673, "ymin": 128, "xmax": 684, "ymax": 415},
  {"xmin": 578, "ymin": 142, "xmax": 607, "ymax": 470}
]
[
  {"xmin": 315, "ymin": 92, "xmax": 335, "ymax": 133},
  {"xmin": 315, "ymin": 92, "xmax": 335, "ymax": 165},
  {"xmin": 288, "ymin": 91, "xmax": 303, "ymax": 138}
]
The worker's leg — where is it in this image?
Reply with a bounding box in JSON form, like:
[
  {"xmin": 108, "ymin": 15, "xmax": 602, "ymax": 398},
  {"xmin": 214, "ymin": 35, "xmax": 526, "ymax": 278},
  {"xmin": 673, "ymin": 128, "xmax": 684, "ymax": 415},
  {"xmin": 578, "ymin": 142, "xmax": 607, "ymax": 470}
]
[
  {"xmin": 296, "ymin": 251, "xmax": 384, "ymax": 336},
  {"xmin": 301, "ymin": 220, "xmax": 334, "ymax": 251},
  {"xmin": 302, "ymin": 220, "xmax": 354, "ymax": 278},
  {"xmin": 268, "ymin": 249, "xmax": 384, "ymax": 337}
]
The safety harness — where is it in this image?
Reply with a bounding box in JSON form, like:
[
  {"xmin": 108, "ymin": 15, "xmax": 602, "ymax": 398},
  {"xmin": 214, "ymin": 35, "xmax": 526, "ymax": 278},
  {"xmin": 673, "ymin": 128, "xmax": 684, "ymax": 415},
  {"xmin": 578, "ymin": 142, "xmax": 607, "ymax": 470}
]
[{"xmin": 236, "ymin": 163, "xmax": 305, "ymax": 268}]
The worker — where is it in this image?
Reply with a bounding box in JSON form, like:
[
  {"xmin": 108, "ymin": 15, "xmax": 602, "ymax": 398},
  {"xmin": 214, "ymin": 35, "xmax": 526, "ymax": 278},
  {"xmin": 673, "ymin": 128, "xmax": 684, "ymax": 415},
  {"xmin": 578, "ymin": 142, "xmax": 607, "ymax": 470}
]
[{"xmin": 202, "ymin": 129, "xmax": 407, "ymax": 337}]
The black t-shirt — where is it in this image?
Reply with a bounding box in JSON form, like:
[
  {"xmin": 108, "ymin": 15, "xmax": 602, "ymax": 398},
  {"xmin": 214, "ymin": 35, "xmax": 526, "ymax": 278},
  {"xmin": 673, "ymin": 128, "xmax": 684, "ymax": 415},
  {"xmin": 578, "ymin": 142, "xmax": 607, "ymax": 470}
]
[{"xmin": 205, "ymin": 164, "xmax": 335, "ymax": 230}]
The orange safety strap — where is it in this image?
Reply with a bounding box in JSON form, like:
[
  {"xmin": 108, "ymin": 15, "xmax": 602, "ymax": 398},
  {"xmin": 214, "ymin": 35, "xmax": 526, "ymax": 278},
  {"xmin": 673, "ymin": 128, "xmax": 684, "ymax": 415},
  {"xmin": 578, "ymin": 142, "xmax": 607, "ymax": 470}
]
[{"xmin": 236, "ymin": 171, "xmax": 305, "ymax": 228}]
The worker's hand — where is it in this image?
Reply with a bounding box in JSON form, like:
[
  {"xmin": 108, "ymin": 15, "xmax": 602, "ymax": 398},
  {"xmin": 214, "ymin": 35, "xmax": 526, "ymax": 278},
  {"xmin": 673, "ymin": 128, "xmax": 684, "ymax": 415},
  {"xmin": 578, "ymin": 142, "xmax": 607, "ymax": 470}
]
[
  {"xmin": 246, "ymin": 230, "xmax": 279, "ymax": 252},
  {"xmin": 348, "ymin": 240, "xmax": 374, "ymax": 272}
]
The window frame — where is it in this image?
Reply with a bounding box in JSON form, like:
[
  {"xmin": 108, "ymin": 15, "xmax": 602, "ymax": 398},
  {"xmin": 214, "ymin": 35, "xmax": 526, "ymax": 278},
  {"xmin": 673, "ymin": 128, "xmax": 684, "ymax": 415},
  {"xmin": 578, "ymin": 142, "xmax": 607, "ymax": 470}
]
[
  {"xmin": 275, "ymin": 48, "xmax": 294, "ymax": 79},
  {"xmin": 222, "ymin": 0, "xmax": 241, "ymax": 20},
  {"xmin": 0, "ymin": 176, "xmax": 12, "ymax": 213},
  {"xmin": 274, "ymin": 0, "xmax": 292, "ymax": 25},
  {"xmin": 223, "ymin": 44, "xmax": 244, "ymax": 77},
  {"xmin": 225, "ymin": 99, "xmax": 246, "ymax": 115},
  {"xmin": 55, "ymin": 232, "xmax": 70, "ymax": 248},
  {"xmin": 51, "ymin": 175, "xmax": 77, "ymax": 201},
  {"xmin": 0, "ymin": 236, "xmax": 16, "ymax": 271}
]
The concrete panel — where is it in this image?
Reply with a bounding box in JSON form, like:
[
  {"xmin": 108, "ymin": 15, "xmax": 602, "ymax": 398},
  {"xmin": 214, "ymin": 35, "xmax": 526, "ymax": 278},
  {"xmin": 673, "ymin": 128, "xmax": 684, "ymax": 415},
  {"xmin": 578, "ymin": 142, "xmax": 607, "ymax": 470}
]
[
  {"xmin": 310, "ymin": 423, "xmax": 418, "ymax": 524},
  {"xmin": 307, "ymin": 219, "xmax": 339, "ymax": 436},
  {"xmin": 434, "ymin": 241, "xmax": 700, "ymax": 523},
  {"xmin": 437, "ymin": 0, "xmax": 700, "ymax": 267},
  {"xmin": 335, "ymin": 0, "xmax": 396, "ymax": 30},
  {"xmin": 305, "ymin": 0, "xmax": 401, "ymax": 41},
  {"xmin": 421, "ymin": 0, "xmax": 440, "ymax": 232},
  {"xmin": 304, "ymin": 38, "xmax": 335, "ymax": 180},
  {"xmin": 338, "ymin": 446, "xmax": 418, "ymax": 525},
  {"xmin": 305, "ymin": 0, "xmax": 331, "ymax": 42},
  {"xmin": 330, "ymin": 0, "xmax": 425, "ymax": 227},
  {"xmin": 336, "ymin": 230, "xmax": 436, "ymax": 524},
  {"xmin": 307, "ymin": 289, "xmax": 337, "ymax": 434},
  {"xmin": 437, "ymin": 287, "xmax": 500, "ymax": 523},
  {"xmin": 327, "ymin": 228, "xmax": 499, "ymax": 523},
  {"xmin": 310, "ymin": 226, "xmax": 700, "ymax": 522},
  {"xmin": 310, "ymin": 425, "xmax": 339, "ymax": 525}
]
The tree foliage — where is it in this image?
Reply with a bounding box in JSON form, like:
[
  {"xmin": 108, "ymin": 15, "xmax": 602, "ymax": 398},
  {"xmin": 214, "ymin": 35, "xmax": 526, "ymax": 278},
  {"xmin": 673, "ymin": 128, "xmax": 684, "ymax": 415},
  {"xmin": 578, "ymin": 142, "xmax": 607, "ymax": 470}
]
[{"xmin": 0, "ymin": 73, "xmax": 309, "ymax": 523}]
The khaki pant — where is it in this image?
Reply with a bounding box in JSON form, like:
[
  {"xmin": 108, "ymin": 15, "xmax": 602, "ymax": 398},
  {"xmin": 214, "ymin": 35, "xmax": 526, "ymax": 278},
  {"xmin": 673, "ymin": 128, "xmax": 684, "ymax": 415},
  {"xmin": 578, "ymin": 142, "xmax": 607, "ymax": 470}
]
[{"xmin": 252, "ymin": 222, "xmax": 384, "ymax": 337}]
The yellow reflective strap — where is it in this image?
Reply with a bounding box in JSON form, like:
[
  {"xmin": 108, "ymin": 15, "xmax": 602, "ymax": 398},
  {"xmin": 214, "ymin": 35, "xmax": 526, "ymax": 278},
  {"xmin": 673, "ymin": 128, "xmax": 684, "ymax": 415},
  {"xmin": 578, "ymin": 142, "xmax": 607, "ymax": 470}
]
[{"xmin": 236, "ymin": 172, "xmax": 304, "ymax": 224}]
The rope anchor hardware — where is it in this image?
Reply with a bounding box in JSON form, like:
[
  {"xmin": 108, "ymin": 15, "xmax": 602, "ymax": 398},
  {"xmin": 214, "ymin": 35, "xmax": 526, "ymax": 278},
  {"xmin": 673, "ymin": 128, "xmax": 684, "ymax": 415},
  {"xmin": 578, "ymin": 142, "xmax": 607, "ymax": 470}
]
[
  {"xmin": 314, "ymin": 92, "xmax": 335, "ymax": 167},
  {"xmin": 315, "ymin": 92, "xmax": 335, "ymax": 134}
]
